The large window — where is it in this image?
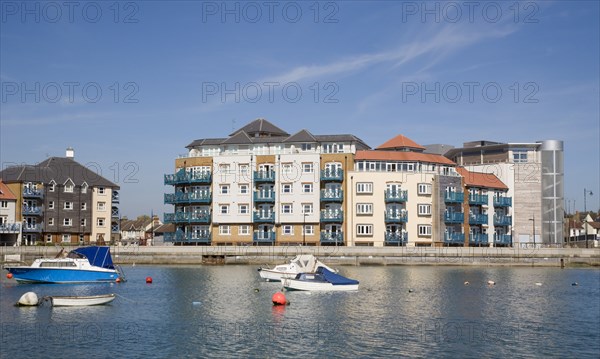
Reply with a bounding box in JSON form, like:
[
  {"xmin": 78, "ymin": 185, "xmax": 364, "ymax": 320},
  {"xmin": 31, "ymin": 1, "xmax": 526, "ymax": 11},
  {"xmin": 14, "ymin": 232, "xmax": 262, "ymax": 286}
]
[
  {"xmin": 418, "ymin": 204, "xmax": 431, "ymax": 216},
  {"xmin": 356, "ymin": 224, "xmax": 373, "ymax": 236},
  {"xmin": 356, "ymin": 182, "xmax": 373, "ymax": 194},
  {"xmin": 513, "ymin": 149, "xmax": 528, "ymax": 163},
  {"xmin": 356, "ymin": 203, "xmax": 373, "ymax": 215},
  {"xmin": 418, "ymin": 183, "xmax": 432, "ymax": 195},
  {"xmin": 303, "ymin": 225, "xmax": 314, "ymax": 235}
]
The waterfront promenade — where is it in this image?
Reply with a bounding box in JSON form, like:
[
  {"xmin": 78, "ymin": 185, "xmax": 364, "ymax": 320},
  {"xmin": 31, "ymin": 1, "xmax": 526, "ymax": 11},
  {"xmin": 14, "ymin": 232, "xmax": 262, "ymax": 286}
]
[{"xmin": 1, "ymin": 245, "xmax": 599, "ymax": 267}]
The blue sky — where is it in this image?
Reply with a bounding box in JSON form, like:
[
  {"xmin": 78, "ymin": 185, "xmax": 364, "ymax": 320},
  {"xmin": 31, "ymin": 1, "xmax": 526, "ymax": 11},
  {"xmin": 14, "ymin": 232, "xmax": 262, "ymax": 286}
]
[{"xmin": 1, "ymin": 1, "xmax": 599, "ymax": 218}]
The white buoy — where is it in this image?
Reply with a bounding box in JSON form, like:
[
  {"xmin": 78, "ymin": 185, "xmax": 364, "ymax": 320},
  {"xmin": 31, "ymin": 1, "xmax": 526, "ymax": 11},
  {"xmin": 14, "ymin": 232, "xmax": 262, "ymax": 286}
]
[
  {"xmin": 487, "ymin": 280, "xmax": 496, "ymax": 285},
  {"xmin": 535, "ymin": 282, "xmax": 543, "ymax": 286},
  {"xmin": 17, "ymin": 292, "xmax": 39, "ymax": 306},
  {"xmin": 464, "ymin": 281, "xmax": 470, "ymax": 286}
]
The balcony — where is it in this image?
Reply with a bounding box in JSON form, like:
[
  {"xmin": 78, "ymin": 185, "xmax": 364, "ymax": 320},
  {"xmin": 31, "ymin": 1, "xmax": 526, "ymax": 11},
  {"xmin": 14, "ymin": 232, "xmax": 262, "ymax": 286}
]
[
  {"xmin": 22, "ymin": 189, "xmax": 43, "ymax": 198},
  {"xmin": 320, "ymin": 231, "xmax": 344, "ymax": 245},
  {"xmin": 444, "ymin": 211, "xmax": 464, "ymax": 223},
  {"xmin": 385, "ymin": 190, "xmax": 408, "ymax": 203},
  {"xmin": 22, "ymin": 206, "xmax": 42, "ymax": 216},
  {"xmin": 469, "ymin": 194, "xmax": 488, "ymax": 206},
  {"xmin": 493, "ymin": 196, "xmax": 512, "ymax": 207},
  {"xmin": 112, "ymin": 191, "xmax": 120, "ymax": 203},
  {"xmin": 444, "ymin": 191, "xmax": 464, "ymax": 203},
  {"xmin": 253, "ymin": 231, "xmax": 276, "ymax": 244},
  {"xmin": 469, "ymin": 233, "xmax": 489, "ymax": 245},
  {"xmin": 164, "ymin": 212, "xmax": 211, "ymax": 224},
  {"xmin": 164, "ymin": 170, "xmax": 212, "ymax": 185},
  {"xmin": 0, "ymin": 223, "xmax": 21, "ymax": 233},
  {"xmin": 494, "ymin": 234, "xmax": 512, "ymax": 246},
  {"xmin": 111, "ymin": 207, "xmax": 119, "ymax": 218},
  {"xmin": 320, "ymin": 210, "xmax": 343, "ymax": 223},
  {"xmin": 253, "ymin": 212, "xmax": 275, "ymax": 223},
  {"xmin": 384, "ymin": 211, "xmax": 408, "ymax": 223},
  {"xmin": 253, "ymin": 170, "xmax": 276, "ymax": 183},
  {"xmin": 22, "ymin": 224, "xmax": 43, "ymax": 233},
  {"xmin": 320, "ymin": 169, "xmax": 343, "ymax": 182},
  {"xmin": 493, "ymin": 215, "xmax": 512, "ymax": 226},
  {"xmin": 164, "ymin": 231, "xmax": 211, "ymax": 244},
  {"xmin": 164, "ymin": 192, "xmax": 212, "ymax": 204},
  {"xmin": 444, "ymin": 232, "xmax": 465, "ymax": 245},
  {"xmin": 384, "ymin": 232, "xmax": 407, "ymax": 246},
  {"xmin": 111, "ymin": 223, "xmax": 120, "ymax": 233},
  {"xmin": 254, "ymin": 191, "xmax": 275, "ymax": 203},
  {"xmin": 320, "ymin": 190, "xmax": 343, "ymax": 202},
  {"xmin": 469, "ymin": 214, "xmax": 488, "ymax": 225}
]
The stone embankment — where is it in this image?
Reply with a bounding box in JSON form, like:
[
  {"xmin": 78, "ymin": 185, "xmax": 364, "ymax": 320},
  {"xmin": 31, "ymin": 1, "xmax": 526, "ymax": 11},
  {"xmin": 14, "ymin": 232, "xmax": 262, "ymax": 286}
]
[{"xmin": 1, "ymin": 246, "xmax": 599, "ymax": 267}]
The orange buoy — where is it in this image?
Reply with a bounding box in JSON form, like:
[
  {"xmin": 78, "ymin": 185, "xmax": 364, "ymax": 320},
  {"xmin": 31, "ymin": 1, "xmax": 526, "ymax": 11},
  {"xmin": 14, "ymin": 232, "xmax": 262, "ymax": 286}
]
[
  {"xmin": 116, "ymin": 277, "xmax": 121, "ymax": 283},
  {"xmin": 272, "ymin": 291, "xmax": 288, "ymax": 306},
  {"xmin": 146, "ymin": 276, "xmax": 153, "ymax": 284},
  {"xmin": 6, "ymin": 273, "xmax": 13, "ymax": 279}
]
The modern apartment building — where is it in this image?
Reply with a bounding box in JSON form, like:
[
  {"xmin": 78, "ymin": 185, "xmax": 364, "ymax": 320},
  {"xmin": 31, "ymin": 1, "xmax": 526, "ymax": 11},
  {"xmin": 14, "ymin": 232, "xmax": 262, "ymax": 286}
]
[
  {"xmin": 445, "ymin": 140, "xmax": 564, "ymax": 246},
  {"xmin": 0, "ymin": 180, "xmax": 20, "ymax": 245},
  {"xmin": 0, "ymin": 148, "xmax": 120, "ymax": 245},
  {"xmin": 164, "ymin": 119, "xmax": 513, "ymax": 247}
]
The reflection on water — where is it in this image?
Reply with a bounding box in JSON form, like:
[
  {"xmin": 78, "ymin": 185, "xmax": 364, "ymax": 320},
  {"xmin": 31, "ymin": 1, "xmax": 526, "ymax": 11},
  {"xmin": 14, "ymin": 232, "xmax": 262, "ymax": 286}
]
[{"xmin": 1, "ymin": 266, "xmax": 599, "ymax": 358}]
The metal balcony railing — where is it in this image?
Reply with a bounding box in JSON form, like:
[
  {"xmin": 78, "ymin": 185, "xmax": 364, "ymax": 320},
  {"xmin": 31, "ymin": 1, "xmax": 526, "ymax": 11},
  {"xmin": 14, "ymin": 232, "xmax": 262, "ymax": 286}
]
[{"xmin": 385, "ymin": 190, "xmax": 408, "ymax": 202}]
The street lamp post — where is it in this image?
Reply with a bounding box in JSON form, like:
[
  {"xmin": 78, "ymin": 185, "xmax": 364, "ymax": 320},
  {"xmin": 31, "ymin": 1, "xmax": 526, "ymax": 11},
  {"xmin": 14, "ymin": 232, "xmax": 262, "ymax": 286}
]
[
  {"xmin": 584, "ymin": 188, "xmax": 593, "ymax": 248},
  {"xmin": 529, "ymin": 215, "xmax": 536, "ymax": 248}
]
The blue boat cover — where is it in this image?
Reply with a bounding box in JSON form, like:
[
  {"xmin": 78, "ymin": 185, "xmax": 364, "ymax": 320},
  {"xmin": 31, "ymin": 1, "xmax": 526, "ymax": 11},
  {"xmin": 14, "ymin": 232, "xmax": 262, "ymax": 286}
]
[
  {"xmin": 316, "ymin": 267, "xmax": 359, "ymax": 285},
  {"xmin": 71, "ymin": 246, "xmax": 115, "ymax": 269}
]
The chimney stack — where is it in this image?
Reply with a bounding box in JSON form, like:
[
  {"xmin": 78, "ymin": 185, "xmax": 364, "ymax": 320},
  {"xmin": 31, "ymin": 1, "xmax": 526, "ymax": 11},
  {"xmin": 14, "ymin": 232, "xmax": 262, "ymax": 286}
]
[{"xmin": 66, "ymin": 147, "xmax": 74, "ymax": 158}]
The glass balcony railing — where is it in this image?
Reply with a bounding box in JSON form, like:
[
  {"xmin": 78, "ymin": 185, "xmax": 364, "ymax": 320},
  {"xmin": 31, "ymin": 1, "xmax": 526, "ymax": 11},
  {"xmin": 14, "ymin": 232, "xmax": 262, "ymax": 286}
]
[
  {"xmin": 444, "ymin": 212, "xmax": 464, "ymax": 223},
  {"xmin": 320, "ymin": 169, "xmax": 343, "ymax": 182},
  {"xmin": 320, "ymin": 232, "xmax": 344, "ymax": 245},
  {"xmin": 164, "ymin": 171, "xmax": 212, "ymax": 185},
  {"xmin": 164, "ymin": 231, "xmax": 211, "ymax": 244},
  {"xmin": 385, "ymin": 190, "xmax": 408, "ymax": 202},
  {"xmin": 164, "ymin": 212, "xmax": 211, "ymax": 223},
  {"xmin": 469, "ymin": 194, "xmax": 488, "ymax": 206},
  {"xmin": 384, "ymin": 211, "xmax": 408, "ymax": 223},
  {"xmin": 320, "ymin": 210, "xmax": 343, "ymax": 223},
  {"xmin": 253, "ymin": 212, "xmax": 275, "ymax": 223},
  {"xmin": 494, "ymin": 234, "xmax": 512, "ymax": 245},
  {"xmin": 320, "ymin": 190, "xmax": 343, "ymax": 202},
  {"xmin": 493, "ymin": 197, "xmax": 512, "ymax": 207},
  {"xmin": 253, "ymin": 171, "xmax": 276, "ymax": 182},
  {"xmin": 469, "ymin": 214, "xmax": 488, "ymax": 225},
  {"xmin": 164, "ymin": 192, "xmax": 212, "ymax": 204},
  {"xmin": 469, "ymin": 233, "xmax": 488, "ymax": 245},
  {"xmin": 444, "ymin": 191, "xmax": 464, "ymax": 203},
  {"xmin": 254, "ymin": 191, "xmax": 275, "ymax": 203},
  {"xmin": 493, "ymin": 215, "xmax": 512, "ymax": 226},
  {"xmin": 444, "ymin": 232, "xmax": 465, "ymax": 244},
  {"xmin": 384, "ymin": 232, "xmax": 407, "ymax": 246},
  {"xmin": 253, "ymin": 231, "xmax": 276, "ymax": 243}
]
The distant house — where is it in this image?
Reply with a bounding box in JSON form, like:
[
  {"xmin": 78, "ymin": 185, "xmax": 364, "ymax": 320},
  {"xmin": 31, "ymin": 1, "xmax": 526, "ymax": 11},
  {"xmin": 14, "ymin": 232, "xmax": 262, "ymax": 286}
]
[
  {"xmin": 120, "ymin": 216, "xmax": 162, "ymax": 246},
  {"xmin": 0, "ymin": 180, "xmax": 20, "ymax": 245}
]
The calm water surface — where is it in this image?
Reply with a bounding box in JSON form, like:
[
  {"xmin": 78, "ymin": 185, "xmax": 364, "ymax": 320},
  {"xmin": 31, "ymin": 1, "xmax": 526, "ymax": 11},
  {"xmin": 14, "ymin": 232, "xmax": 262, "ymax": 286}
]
[{"xmin": 1, "ymin": 266, "xmax": 599, "ymax": 358}]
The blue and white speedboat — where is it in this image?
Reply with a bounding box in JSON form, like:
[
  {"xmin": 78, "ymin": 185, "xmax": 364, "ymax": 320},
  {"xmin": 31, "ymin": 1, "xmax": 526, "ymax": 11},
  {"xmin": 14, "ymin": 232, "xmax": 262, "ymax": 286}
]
[
  {"xmin": 282, "ymin": 266, "xmax": 359, "ymax": 291},
  {"xmin": 4, "ymin": 246, "xmax": 124, "ymax": 284}
]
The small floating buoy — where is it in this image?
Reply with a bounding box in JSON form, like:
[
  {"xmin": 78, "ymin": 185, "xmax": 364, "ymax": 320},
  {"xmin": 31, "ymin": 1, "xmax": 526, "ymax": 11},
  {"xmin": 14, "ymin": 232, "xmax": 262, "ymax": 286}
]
[
  {"xmin": 408, "ymin": 289, "xmax": 414, "ymax": 293},
  {"xmin": 254, "ymin": 288, "xmax": 260, "ymax": 293},
  {"xmin": 17, "ymin": 292, "xmax": 39, "ymax": 306},
  {"xmin": 192, "ymin": 301, "xmax": 201, "ymax": 306},
  {"xmin": 487, "ymin": 280, "xmax": 496, "ymax": 286},
  {"xmin": 464, "ymin": 281, "xmax": 470, "ymax": 286},
  {"xmin": 146, "ymin": 277, "xmax": 153, "ymax": 284},
  {"xmin": 116, "ymin": 277, "xmax": 121, "ymax": 283},
  {"xmin": 535, "ymin": 282, "xmax": 542, "ymax": 286},
  {"xmin": 572, "ymin": 282, "xmax": 579, "ymax": 286},
  {"xmin": 272, "ymin": 292, "xmax": 289, "ymax": 306},
  {"xmin": 6, "ymin": 273, "xmax": 13, "ymax": 279}
]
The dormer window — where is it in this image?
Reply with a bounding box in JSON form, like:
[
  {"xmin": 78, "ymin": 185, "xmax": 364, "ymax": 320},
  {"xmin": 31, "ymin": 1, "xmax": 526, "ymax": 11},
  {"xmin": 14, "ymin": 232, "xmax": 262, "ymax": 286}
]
[
  {"xmin": 64, "ymin": 184, "xmax": 74, "ymax": 193},
  {"xmin": 48, "ymin": 181, "xmax": 56, "ymax": 192}
]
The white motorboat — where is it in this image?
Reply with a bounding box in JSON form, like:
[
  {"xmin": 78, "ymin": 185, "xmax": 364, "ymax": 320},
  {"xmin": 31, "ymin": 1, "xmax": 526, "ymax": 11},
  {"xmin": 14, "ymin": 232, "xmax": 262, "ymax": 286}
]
[
  {"xmin": 282, "ymin": 267, "xmax": 359, "ymax": 291},
  {"xmin": 258, "ymin": 254, "xmax": 337, "ymax": 282}
]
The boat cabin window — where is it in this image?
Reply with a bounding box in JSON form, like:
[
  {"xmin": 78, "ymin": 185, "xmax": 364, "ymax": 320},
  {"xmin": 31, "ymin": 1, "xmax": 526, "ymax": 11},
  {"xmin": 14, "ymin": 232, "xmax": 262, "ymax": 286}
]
[{"xmin": 40, "ymin": 261, "xmax": 77, "ymax": 267}]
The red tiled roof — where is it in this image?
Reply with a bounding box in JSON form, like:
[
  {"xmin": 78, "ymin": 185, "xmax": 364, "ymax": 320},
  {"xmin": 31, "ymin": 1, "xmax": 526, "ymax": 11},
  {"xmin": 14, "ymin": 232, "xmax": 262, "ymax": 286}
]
[
  {"xmin": 0, "ymin": 181, "xmax": 16, "ymax": 200},
  {"xmin": 377, "ymin": 134, "xmax": 426, "ymax": 150},
  {"xmin": 355, "ymin": 150, "xmax": 456, "ymax": 165},
  {"xmin": 456, "ymin": 167, "xmax": 508, "ymax": 190}
]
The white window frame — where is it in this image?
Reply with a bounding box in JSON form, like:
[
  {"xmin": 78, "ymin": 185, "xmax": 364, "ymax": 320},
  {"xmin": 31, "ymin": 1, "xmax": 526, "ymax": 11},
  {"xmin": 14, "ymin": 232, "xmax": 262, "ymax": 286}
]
[
  {"xmin": 281, "ymin": 203, "xmax": 292, "ymax": 214},
  {"xmin": 282, "ymin": 183, "xmax": 293, "ymax": 194},
  {"xmin": 220, "ymin": 204, "xmax": 229, "ymax": 214},
  {"xmin": 64, "ymin": 184, "xmax": 74, "ymax": 193},
  {"xmin": 302, "ymin": 183, "xmax": 313, "ymax": 193},
  {"xmin": 81, "ymin": 203, "xmax": 87, "ymax": 210},
  {"xmin": 220, "ymin": 184, "xmax": 230, "ymax": 195},
  {"xmin": 418, "ymin": 183, "xmax": 432, "ymax": 195},
  {"xmin": 48, "ymin": 183, "xmax": 55, "ymax": 192},
  {"xmin": 418, "ymin": 204, "xmax": 432, "ymax": 216},
  {"xmin": 63, "ymin": 218, "xmax": 72, "ymax": 226},
  {"xmin": 239, "ymin": 184, "xmax": 249, "ymax": 194},
  {"xmin": 302, "ymin": 203, "xmax": 313, "ymax": 214},
  {"xmin": 302, "ymin": 163, "xmax": 314, "ymax": 173},
  {"xmin": 97, "ymin": 202, "xmax": 106, "ymax": 211},
  {"xmin": 356, "ymin": 203, "xmax": 373, "ymax": 215},
  {"xmin": 98, "ymin": 187, "xmax": 105, "ymax": 195},
  {"xmin": 81, "ymin": 218, "xmax": 86, "ymax": 226},
  {"xmin": 282, "ymin": 225, "xmax": 294, "ymax": 235},
  {"xmin": 356, "ymin": 224, "xmax": 373, "ymax": 236},
  {"xmin": 356, "ymin": 182, "xmax": 373, "ymax": 194},
  {"xmin": 301, "ymin": 143, "xmax": 313, "ymax": 151},
  {"xmin": 96, "ymin": 218, "xmax": 105, "ymax": 227},
  {"xmin": 238, "ymin": 204, "xmax": 249, "ymax": 214},
  {"xmin": 62, "ymin": 234, "xmax": 71, "ymax": 243},
  {"xmin": 239, "ymin": 225, "xmax": 250, "ymax": 235},
  {"xmin": 219, "ymin": 225, "xmax": 231, "ymax": 235},
  {"xmin": 418, "ymin": 225, "xmax": 432, "ymax": 236},
  {"xmin": 48, "ymin": 201, "xmax": 54, "ymax": 210},
  {"xmin": 48, "ymin": 218, "xmax": 54, "ymax": 226},
  {"xmin": 303, "ymin": 225, "xmax": 314, "ymax": 235},
  {"xmin": 64, "ymin": 202, "xmax": 73, "ymax": 210}
]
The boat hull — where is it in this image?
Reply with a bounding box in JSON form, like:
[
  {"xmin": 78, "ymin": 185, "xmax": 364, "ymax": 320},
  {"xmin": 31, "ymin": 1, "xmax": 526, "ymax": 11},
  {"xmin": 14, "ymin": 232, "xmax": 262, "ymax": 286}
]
[
  {"xmin": 50, "ymin": 294, "xmax": 116, "ymax": 306},
  {"xmin": 258, "ymin": 269, "xmax": 296, "ymax": 282},
  {"xmin": 283, "ymin": 279, "xmax": 359, "ymax": 291},
  {"xmin": 5, "ymin": 267, "xmax": 119, "ymax": 284}
]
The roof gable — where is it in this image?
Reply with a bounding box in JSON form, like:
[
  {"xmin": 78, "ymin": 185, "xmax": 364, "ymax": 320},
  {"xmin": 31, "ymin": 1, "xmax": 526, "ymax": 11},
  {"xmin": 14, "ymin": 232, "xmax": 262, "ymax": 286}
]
[
  {"xmin": 283, "ymin": 129, "xmax": 317, "ymax": 143},
  {"xmin": 221, "ymin": 130, "xmax": 253, "ymax": 145},
  {"xmin": 0, "ymin": 180, "xmax": 16, "ymax": 200},
  {"xmin": 456, "ymin": 167, "xmax": 508, "ymax": 190},
  {"xmin": 230, "ymin": 118, "xmax": 289, "ymax": 137},
  {"xmin": 377, "ymin": 134, "xmax": 426, "ymax": 151}
]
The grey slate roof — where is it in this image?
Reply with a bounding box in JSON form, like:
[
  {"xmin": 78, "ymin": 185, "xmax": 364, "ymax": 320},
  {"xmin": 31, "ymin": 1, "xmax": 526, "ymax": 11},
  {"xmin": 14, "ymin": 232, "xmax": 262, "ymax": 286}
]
[
  {"xmin": 186, "ymin": 138, "xmax": 226, "ymax": 149},
  {"xmin": 423, "ymin": 144, "xmax": 455, "ymax": 156},
  {"xmin": 221, "ymin": 130, "xmax": 253, "ymax": 145},
  {"xmin": 229, "ymin": 118, "xmax": 289, "ymax": 137},
  {"xmin": 283, "ymin": 129, "xmax": 317, "ymax": 143},
  {"xmin": 0, "ymin": 157, "xmax": 119, "ymax": 188}
]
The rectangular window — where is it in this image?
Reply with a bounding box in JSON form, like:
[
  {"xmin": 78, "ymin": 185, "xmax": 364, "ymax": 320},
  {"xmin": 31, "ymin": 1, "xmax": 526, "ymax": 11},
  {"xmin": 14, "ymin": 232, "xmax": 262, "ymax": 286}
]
[
  {"xmin": 239, "ymin": 225, "xmax": 250, "ymax": 235},
  {"xmin": 418, "ymin": 225, "xmax": 432, "ymax": 236},
  {"xmin": 97, "ymin": 218, "xmax": 105, "ymax": 227},
  {"xmin": 239, "ymin": 184, "xmax": 249, "ymax": 194},
  {"xmin": 81, "ymin": 185, "xmax": 87, "ymax": 194},
  {"xmin": 64, "ymin": 184, "xmax": 74, "ymax": 193},
  {"xmin": 513, "ymin": 149, "xmax": 528, "ymax": 163},
  {"xmin": 98, "ymin": 187, "xmax": 105, "ymax": 195},
  {"xmin": 282, "ymin": 225, "xmax": 294, "ymax": 235},
  {"xmin": 81, "ymin": 203, "xmax": 87, "ymax": 210},
  {"xmin": 418, "ymin": 183, "xmax": 432, "ymax": 195},
  {"xmin": 97, "ymin": 202, "xmax": 106, "ymax": 211},
  {"xmin": 281, "ymin": 163, "xmax": 293, "ymax": 175},
  {"xmin": 48, "ymin": 201, "xmax": 54, "ymax": 210},
  {"xmin": 356, "ymin": 224, "xmax": 373, "ymax": 236},
  {"xmin": 62, "ymin": 234, "xmax": 71, "ymax": 243},
  {"xmin": 303, "ymin": 225, "xmax": 314, "ymax": 235},
  {"xmin": 64, "ymin": 202, "xmax": 73, "ymax": 210},
  {"xmin": 46, "ymin": 234, "xmax": 52, "ymax": 242},
  {"xmin": 81, "ymin": 219, "xmax": 86, "ymax": 226},
  {"xmin": 356, "ymin": 182, "xmax": 373, "ymax": 194},
  {"xmin": 63, "ymin": 218, "xmax": 72, "ymax": 226},
  {"xmin": 282, "ymin": 183, "xmax": 292, "ymax": 194},
  {"xmin": 0, "ymin": 201, "xmax": 7, "ymax": 208},
  {"xmin": 48, "ymin": 183, "xmax": 55, "ymax": 192},
  {"xmin": 302, "ymin": 183, "xmax": 313, "ymax": 193},
  {"xmin": 302, "ymin": 163, "xmax": 314, "ymax": 173},
  {"xmin": 301, "ymin": 143, "xmax": 313, "ymax": 151},
  {"xmin": 48, "ymin": 218, "xmax": 54, "ymax": 226},
  {"xmin": 302, "ymin": 203, "xmax": 313, "ymax": 214},
  {"xmin": 220, "ymin": 184, "xmax": 230, "ymax": 194},
  {"xmin": 219, "ymin": 225, "xmax": 230, "ymax": 235},
  {"xmin": 356, "ymin": 203, "xmax": 373, "ymax": 215},
  {"xmin": 418, "ymin": 204, "xmax": 431, "ymax": 216},
  {"xmin": 281, "ymin": 203, "xmax": 292, "ymax": 214},
  {"xmin": 220, "ymin": 205, "xmax": 229, "ymax": 214},
  {"xmin": 238, "ymin": 204, "xmax": 249, "ymax": 214}
]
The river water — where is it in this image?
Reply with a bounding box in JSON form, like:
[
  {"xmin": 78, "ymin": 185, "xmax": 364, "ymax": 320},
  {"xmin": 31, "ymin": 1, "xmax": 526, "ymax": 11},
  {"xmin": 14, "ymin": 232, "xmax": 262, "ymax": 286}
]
[{"xmin": 1, "ymin": 266, "xmax": 599, "ymax": 358}]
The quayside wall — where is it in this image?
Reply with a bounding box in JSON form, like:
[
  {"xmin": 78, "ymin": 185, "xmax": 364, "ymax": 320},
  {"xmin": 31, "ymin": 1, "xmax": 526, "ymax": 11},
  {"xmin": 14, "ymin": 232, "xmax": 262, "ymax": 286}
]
[{"xmin": 1, "ymin": 246, "xmax": 599, "ymax": 267}]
